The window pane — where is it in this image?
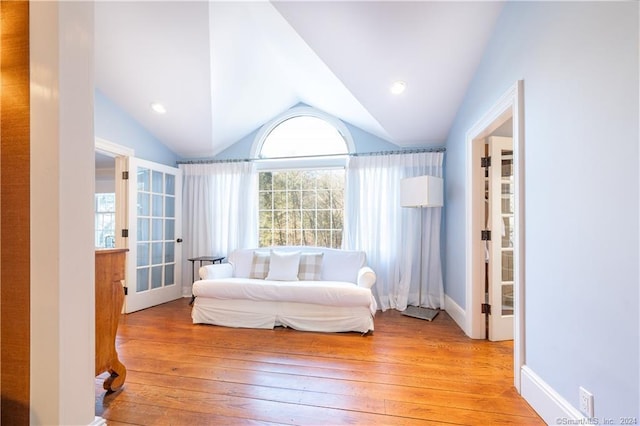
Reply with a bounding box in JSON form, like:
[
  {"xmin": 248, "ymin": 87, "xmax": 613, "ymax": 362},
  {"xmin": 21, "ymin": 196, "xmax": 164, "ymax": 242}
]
[
  {"xmin": 152, "ymin": 194, "xmax": 163, "ymax": 217},
  {"xmin": 286, "ymin": 229, "xmax": 302, "ymax": 246},
  {"xmin": 152, "ymin": 171, "xmax": 163, "ymax": 193},
  {"xmin": 288, "ymin": 191, "xmax": 302, "ymax": 209},
  {"xmin": 137, "ymin": 267, "xmax": 149, "ymax": 292},
  {"xmin": 332, "ymin": 231, "xmax": 343, "ymax": 248},
  {"xmin": 137, "ymin": 168, "xmax": 150, "ymax": 192},
  {"xmin": 151, "ymin": 266, "xmax": 163, "ymax": 289},
  {"xmin": 165, "ymin": 174, "xmax": 175, "ymax": 195},
  {"xmin": 165, "ymin": 196, "xmax": 175, "ymax": 218},
  {"xmin": 317, "ymin": 211, "xmax": 331, "ymax": 229},
  {"xmin": 332, "ymin": 210, "xmax": 343, "ymax": 229},
  {"xmin": 302, "ymin": 211, "xmax": 316, "ymax": 229},
  {"xmin": 164, "ymin": 264, "xmax": 175, "ymax": 286},
  {"xmin": 165, "ymin": 219, "xmax": 175, "ymax": 240},
  {"xmin": 138, "ymin": 218, "xmax": 150, "ymax": 241},
  {"xmin": 137, "ymin": 243, "xmax": 149, "ymax": 267},
  {"xmin": 317, "ymin": 190, "xmax": 331, "ymax": 209},
  {"xmin": 287, "ymin": 211, "xmax": 301, "ymax": 229},
  {"xmin": 301, "ymin": 191, "xmax": 316, "ymax": 209},
  {"xmin": 259, "ymin": 230, "xmax": 273, "ymax": 247},
  {"xmin": 317, "ymin": 231, "xmax": 331, "ymax": 247},
  {"xmin": 259, "ymin": 192, "xmax": 272, "ymax": 209},
  {"xmin": 302, "ymin": 230, "xmax": 316, "ymax": 246},
  {"xmin": 165, "ymin": 242, "xmax": 174, "ymax": 263},
  {"xmin": 152, "ymin": 219, "xmax": 163, "ymax": 241},
  {"xmin": 259, "ymin": 172, "xmax": 273, "ymax": 190},
  {"xmin": 138, "ymin": 193, "xmax": 150, "ymax": 216},
  {"xmin": 259, "ymin": 211, "xmax": 273, "ymax": 229},
  {"xmin": 273, "ymin": 191, "xmax": 286, "ymax": 207},
  {"xmin": 151, "ymin": 242, "xmax": 163, "ymax": 265}
]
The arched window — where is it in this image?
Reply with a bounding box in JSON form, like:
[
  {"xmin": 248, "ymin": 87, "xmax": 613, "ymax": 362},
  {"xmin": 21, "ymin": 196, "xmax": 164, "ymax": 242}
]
[
  {"xmin": 259, "ymin": 116, "xmax": 349, "ymax": 158},
  {"xmin": 254, "ymin": 109, "xmax": 351, "ymax": 248}
]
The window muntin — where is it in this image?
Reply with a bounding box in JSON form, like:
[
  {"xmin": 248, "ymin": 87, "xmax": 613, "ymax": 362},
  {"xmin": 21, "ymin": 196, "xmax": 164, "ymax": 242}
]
[{"xmin": 258, "ymin": 169, "xmax": 344, "ymax": 248}]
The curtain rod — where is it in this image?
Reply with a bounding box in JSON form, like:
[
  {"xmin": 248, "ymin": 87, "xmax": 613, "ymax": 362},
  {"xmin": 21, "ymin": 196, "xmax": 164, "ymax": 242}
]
[{"xmin": 177, "ymin": 147, "xmax": 446, "ymax": 165}]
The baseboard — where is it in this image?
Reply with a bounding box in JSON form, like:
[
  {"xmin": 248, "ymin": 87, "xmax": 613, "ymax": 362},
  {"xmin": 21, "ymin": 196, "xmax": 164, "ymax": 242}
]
[
  {"xmin": 90, "ymin": 416, "xmax": 107, "ymax": 426},
  {"xmin": 444, "ymin": 294, "xmax": 466, "ymax": 334},
  {"xmin": 521, "ymin": 365, "xmax": 584, "ymax": 424}
]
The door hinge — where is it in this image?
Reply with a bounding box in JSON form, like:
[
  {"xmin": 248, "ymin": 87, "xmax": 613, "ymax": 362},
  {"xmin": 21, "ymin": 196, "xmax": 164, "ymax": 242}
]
[
  {"xmin": 121, "ymin": 229, "xmax": 129, "ymax": 238},
  {"xmin": 122, "ymin": 171, "xmax": 129, "ymax": 180},
  {"xmin": 481, "ymin": 303, "xmax": 491, "ymax": 314},
  {"xmin": 481, "ymin": 230, "xmax": 491, "ymax": 241},
  {"xmin": 123, "ymin": 287, "xmax": 128, "ymax": 296},
  {"xmin": 481, "ymin": 156, "xmax": 491, "ymax": 168}
]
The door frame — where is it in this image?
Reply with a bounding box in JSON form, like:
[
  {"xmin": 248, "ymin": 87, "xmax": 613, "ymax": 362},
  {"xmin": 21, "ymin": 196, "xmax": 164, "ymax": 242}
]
[
  {"xmin": 464, "ymin": 80, "xmax": 525, "ymax": 391},
  {"xmin": 95, "ymin": 138, "xmax": 133, "ymax": 249}
]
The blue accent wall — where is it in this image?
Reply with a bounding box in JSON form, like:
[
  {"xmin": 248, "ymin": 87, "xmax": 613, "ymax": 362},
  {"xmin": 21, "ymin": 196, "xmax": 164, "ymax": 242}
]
[
  {"xmin": 445, "ymin": 1, "xmax": 638, "ymax": 419},
  {"xmin": 94, "ymin": 89, "xmax": 179, "ymax": 166}
]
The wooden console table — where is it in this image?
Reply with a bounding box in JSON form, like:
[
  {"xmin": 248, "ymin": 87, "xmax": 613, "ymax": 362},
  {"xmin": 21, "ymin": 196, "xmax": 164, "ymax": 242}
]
[{"xmin": 95, "ymin": 248, "xmax": 128, "ymax": 392}]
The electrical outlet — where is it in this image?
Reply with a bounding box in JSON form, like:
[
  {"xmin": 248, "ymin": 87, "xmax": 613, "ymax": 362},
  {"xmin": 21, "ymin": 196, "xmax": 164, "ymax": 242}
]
[{"xmin": 579, "ymin": 386, "xmax": 594, "ymax": 417}]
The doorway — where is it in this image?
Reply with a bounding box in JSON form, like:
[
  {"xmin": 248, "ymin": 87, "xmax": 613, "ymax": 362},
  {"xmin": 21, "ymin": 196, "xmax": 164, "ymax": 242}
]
[{"xmin": 465, "ymin": 80, "xmax": 525, "ymax": 391}]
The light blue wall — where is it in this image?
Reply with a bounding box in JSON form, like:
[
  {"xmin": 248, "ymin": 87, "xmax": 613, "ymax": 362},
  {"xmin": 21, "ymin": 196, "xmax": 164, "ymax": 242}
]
[
  {"xmin": 95, "ymin": 89, "xmax": 180, "ymax": 166},
  {"xmin": 445, "ymin": 1, "xmax": 638, "ymax": 419}
]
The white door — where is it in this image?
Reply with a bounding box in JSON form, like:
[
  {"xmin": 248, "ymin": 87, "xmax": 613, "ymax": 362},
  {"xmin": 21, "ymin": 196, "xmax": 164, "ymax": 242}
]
[
  {"xmin": 488, "ymin": 136, "xmax": 514, "ymax": 341},
  {"xmin": 125, "ymin": 157, "xmax": 183, "ymax": 313}
]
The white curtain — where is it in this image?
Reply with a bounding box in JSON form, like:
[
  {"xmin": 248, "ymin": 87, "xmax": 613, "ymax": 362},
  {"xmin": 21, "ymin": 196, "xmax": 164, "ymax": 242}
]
[
  {"xmin": 180, "ymin": 162, "xmax": 257, "ymax": 280},
  {"xmin": 343, "ymin": 152, "xmax": 444, "ymax": 311}
]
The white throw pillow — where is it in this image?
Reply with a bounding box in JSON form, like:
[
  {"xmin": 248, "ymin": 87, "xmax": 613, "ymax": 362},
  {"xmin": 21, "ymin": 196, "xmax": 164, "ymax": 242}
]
[{"xmin": 266, "ymin": 250, "xmax": 301, "ymax": 281}]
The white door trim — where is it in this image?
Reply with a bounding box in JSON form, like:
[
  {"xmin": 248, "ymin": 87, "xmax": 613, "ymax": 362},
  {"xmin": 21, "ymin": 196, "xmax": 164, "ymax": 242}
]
[
  {"xmin": 464, "ymin": 80, "xmax": 525, "ymax": 391},
  {"xmin": 95, "ymin": 137, "xmax": 134, "ymax": 157}
]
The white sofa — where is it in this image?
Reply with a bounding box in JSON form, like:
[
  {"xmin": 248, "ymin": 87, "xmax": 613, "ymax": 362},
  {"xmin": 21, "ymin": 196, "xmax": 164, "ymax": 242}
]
[{"xmin": 191, "ymin": 246, "xmax": 377, "ymax": 333}]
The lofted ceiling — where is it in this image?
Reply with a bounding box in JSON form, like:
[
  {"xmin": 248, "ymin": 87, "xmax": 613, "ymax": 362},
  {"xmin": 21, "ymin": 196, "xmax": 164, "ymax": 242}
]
[{"xmin": 94, "ymin": 1, "xmax": 504, "ymax": 159}]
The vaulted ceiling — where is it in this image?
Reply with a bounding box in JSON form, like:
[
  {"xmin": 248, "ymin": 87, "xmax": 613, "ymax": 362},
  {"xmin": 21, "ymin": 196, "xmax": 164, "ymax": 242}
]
[{"xmin": 94, "ymin": 1, "xmax": 504, "ymax": 159}]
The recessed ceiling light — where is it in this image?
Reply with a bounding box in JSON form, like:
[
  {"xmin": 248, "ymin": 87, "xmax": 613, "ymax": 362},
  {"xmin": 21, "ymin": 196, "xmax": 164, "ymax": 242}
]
[
  {"xmin": 150, "ymin": 102, "xmax": 167, "ymax": 114},
  {"xmin": 390, "ymin": 80, "xmax": 407, "ymax": 95}
]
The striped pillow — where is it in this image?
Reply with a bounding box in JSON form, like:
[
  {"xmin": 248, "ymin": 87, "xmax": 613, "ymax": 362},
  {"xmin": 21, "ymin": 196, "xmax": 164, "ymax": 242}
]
[
  {"xmin": 298, "ymin": 252, "xmax": 324, "ymax": 281},
  {"xmin": 249, "ymin": 252, "xmax": 270, "ymax": 279}
]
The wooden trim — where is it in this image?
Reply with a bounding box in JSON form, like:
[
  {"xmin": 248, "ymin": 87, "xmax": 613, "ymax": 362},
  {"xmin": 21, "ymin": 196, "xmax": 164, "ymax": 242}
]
[{"xmin": 1, "ymin": 1, "xmax": 31, "ymax": 424}]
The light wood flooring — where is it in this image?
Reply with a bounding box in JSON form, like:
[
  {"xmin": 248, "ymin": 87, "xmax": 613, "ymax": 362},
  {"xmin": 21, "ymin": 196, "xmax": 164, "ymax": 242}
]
[{"xmin": 96, "ymin": 299, "xmax": 543, "ymax": 425}]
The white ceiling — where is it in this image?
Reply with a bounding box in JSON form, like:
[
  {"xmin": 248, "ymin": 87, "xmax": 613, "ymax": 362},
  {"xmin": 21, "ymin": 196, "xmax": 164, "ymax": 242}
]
[{"xmin": 94, "ymin": 1, "xmax": 504, "ymax": 159}]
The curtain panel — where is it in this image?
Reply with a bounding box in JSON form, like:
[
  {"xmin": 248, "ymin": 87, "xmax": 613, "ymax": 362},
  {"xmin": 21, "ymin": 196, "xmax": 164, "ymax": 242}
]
[
  {"xmin": 343, "ymin": 152, "xmax": 444, "ymax": 311},
  {"xmin": 180, "ymin": 162, "xmax": 257, "ymax": 284}
]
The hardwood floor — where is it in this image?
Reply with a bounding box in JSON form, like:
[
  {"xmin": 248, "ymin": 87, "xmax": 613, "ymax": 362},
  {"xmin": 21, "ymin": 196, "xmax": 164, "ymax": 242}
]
[{"xmin": 96, "ymin": 299, "xmax": 543, "ymax": 425}]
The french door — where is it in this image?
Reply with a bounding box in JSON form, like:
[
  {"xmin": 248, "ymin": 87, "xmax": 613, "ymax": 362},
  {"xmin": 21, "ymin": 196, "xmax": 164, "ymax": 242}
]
[
  {"xmin": 125, "ymin": 157, "xmax": 183, "ymax": 313},
  {"xmin": 487, "ymin": 136, "xmax": 514, "ymax": 341}
]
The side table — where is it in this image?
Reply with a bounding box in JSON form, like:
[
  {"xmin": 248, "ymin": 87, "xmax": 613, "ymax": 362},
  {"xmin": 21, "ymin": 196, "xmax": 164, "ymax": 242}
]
[{"xmin": 188, "ymin": 256, "xmax": 225, "ymax": 305}]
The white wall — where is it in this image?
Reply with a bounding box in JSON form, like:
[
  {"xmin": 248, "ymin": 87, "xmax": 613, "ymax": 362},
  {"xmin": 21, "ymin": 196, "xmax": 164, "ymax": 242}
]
[
  {"xmin": 30, "ymin": 2, "xmax": 98, "ymax": 424},
  {"xmin": 445, "ymin": 1, "xmax": 638, "ymax": 420}
]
